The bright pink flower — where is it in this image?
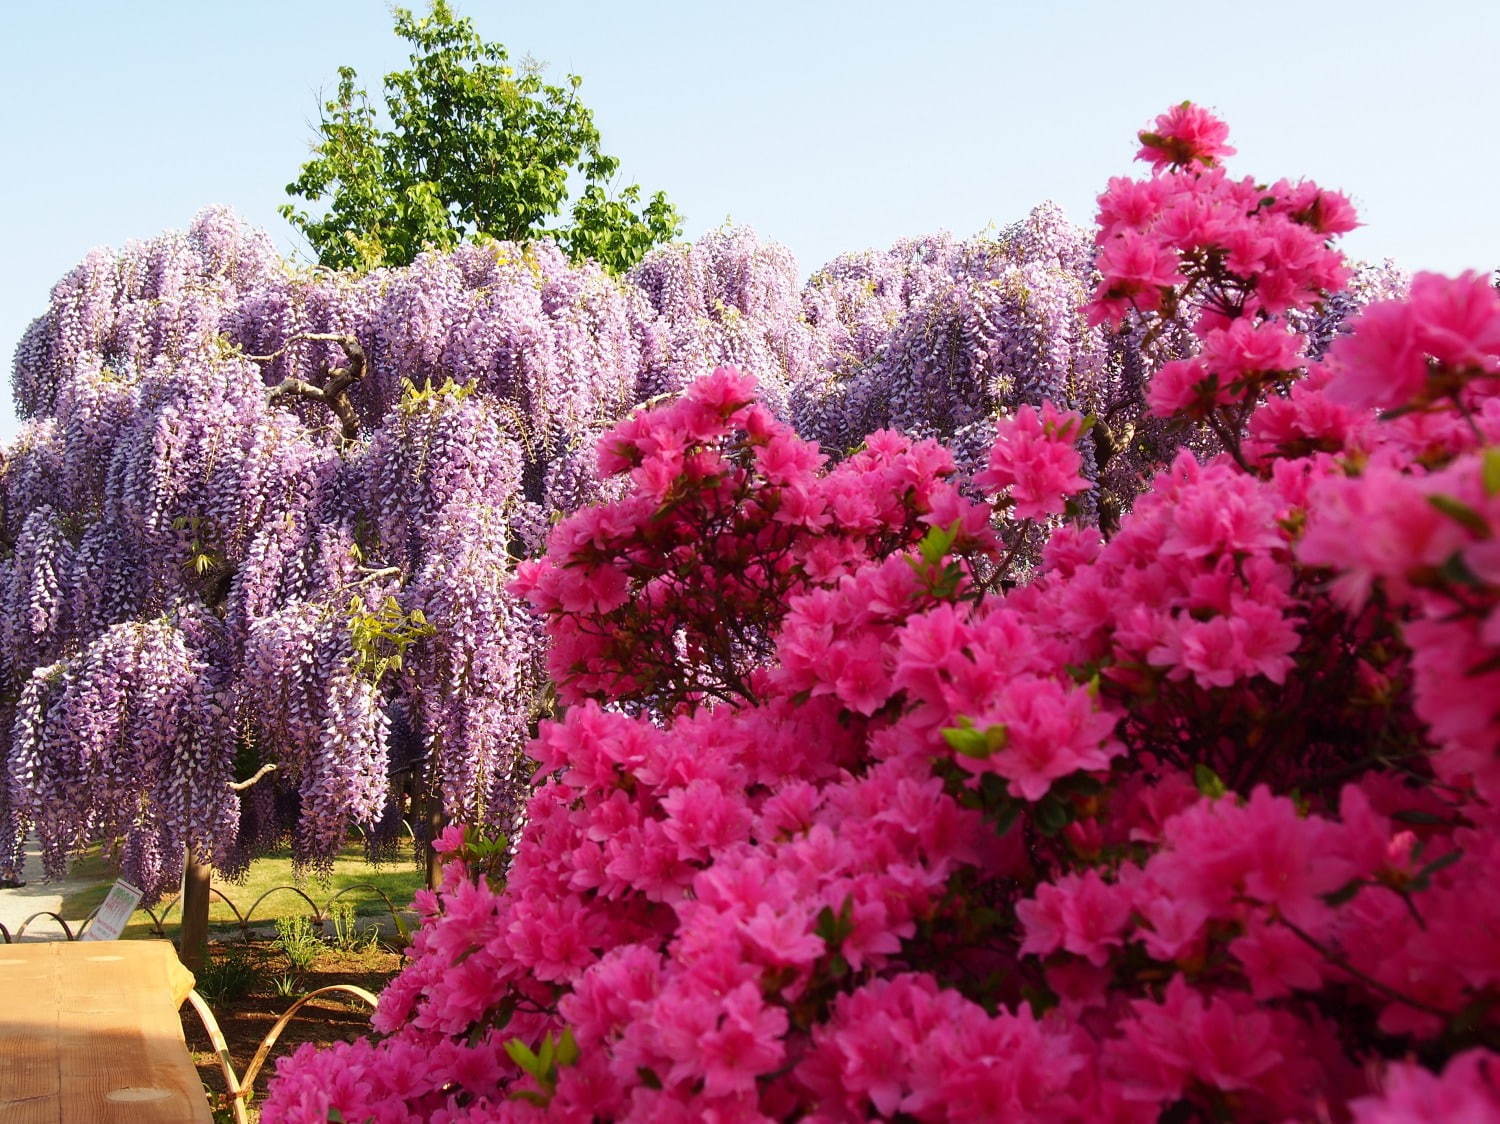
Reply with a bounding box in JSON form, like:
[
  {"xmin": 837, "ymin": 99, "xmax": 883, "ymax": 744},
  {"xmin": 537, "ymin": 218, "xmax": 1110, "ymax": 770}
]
[
  {"xmin": 1109, "ymin": 977, "xmax": 1280, "ymax": 1105},
  {"xmin": 1094, "ymin": 230, "xmax": 1184, "ymax": 302},
  {"xmin": 1146, "ymin": 357, "xmax": 1214, "ymax": 418},
  {"xmin": 1017, "ymin": 869, "xmax": 1131, "ymax": 966},
  {"xmin": 687, "ymin": 365, "xmax": 761, "ymax": 415},
  {"xmin": 692, "ymin": 982, "xmax": 788, "ymax": 1098},
  {"xmin": 1095, "ymin": 175, "xmax": 1166, "ymax": 240},
  {"xmin": 1135, "ymin": 102, "xmax": 1237, "ymax": 170},
  {"xmin": 1149, "ymin": 787, "xmax": 1355, "ymax": 929},
  {"xmin": 955, "ymin": 673, "xmax": 1121, "ymax": 801},
  {"xmin": 1325, "ymin": 300, "xmax": 1428, "ymax": 410},
  {"xmin": 738, "ymin": 903, "xmax": 824, "ymax": 968},
  {"xmin": 1231, "ymin": 919, "xmax": 1324, "ymax": 999},
  {"xmin": 1133, "ymin": 890, "xmax": 1209, "ymax": 962},
  {"xmin": 1351, "ymin": 1050, "xmax": 1500, "ymax": 1123},
  {"xmin": 1408, "ymin": 270, "xmax": 1500, "ymax": 371},
  {"xmin": 660, "ymin": 779, "xmax": 754, "ymax": 861},
  {"xmin": 1298, "ymin": 466, "xmax": 1467, "ymax": 608},
  {"xmin": 976, "ymin": 401, "xmax": 1092, "ymax": 519},
  {"xmin": 1198, "ymin": 319, "xmax": 1307, "ymax": 381}
]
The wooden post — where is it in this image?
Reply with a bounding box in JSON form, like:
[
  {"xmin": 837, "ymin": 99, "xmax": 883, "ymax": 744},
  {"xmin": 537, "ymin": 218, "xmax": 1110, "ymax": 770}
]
[{"xmin": 179, "ymin": 846, "xmax": 212, "ymax": 974}]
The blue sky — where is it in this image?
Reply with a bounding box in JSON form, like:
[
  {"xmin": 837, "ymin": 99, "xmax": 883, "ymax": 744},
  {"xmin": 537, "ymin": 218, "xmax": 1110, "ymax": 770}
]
[{"xmin": 4, "ymin": 1, "xmax": 1497, "ymax": 444}]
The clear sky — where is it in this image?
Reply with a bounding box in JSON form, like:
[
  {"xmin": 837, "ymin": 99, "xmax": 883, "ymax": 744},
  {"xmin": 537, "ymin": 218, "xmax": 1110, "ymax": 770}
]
[{"xmin": 4, "ymin": 0, "xmax": 1497, "ymax": 444}]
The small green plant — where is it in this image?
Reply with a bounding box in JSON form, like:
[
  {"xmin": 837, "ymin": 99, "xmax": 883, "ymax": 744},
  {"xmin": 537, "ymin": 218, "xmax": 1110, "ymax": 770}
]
[
  {"xmin": 275, "ymin": 915, "xmax": 323, "ymax": 972},
  {"xmin": 326, "ymin": 900, "xmax": 382, "ymax": 952},
  {"xmin": 271, "ymin": 972, "xmax": 304, "ymax": 998},
  {"xmin": 195, "ymin": 950, "xmax": 262, "ymax": 1004}
]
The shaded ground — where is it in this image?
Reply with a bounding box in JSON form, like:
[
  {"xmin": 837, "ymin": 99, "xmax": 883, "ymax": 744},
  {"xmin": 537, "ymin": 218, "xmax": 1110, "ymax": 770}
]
[
  {"xmin": 0, "ymin": 837, "xmax": 102, "ymax": 940},
  {"xmin": 183, "ymin": 937, "xmax": 404, "ymax": 1121}
]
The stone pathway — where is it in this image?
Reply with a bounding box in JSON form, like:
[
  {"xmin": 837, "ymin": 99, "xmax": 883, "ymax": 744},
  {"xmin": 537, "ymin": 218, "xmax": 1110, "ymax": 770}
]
[{"xmin": 0, "ymin": 838, "xmax": 104, "ymax": 941}]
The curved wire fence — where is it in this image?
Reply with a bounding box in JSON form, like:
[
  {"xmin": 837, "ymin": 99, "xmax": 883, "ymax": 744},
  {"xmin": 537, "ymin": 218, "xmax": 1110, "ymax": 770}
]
[
  {"xmin": 185, "ymin": 983, "xmax": 381, "ymax": 1124},
  {"xmin": 2, "ymin": 910, "xmax": 80, "ymax": 942},
  {"xmin": 0, "ymin": 880, "xmax": 413, "ymax": 945}
]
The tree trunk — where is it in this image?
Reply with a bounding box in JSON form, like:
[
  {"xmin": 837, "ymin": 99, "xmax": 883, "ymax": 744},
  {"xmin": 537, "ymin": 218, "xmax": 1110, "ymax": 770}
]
[
  {"xmin": 178, "ymin": 847, "xmax": 212, "ymax": 975},
  {"xmin": 424, "ymin": 797, "xmax": 447, "ymax": 890}
]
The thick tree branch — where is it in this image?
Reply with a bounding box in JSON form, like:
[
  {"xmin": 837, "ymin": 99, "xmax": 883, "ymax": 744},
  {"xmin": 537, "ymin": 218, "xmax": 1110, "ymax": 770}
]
[
  {"xmin": 251, "ymin": 333, "xmax": 369, "ymax": 444},
  {"xmin": 229, "ymin": 763, "xmax": 278, "ymax": 792}
]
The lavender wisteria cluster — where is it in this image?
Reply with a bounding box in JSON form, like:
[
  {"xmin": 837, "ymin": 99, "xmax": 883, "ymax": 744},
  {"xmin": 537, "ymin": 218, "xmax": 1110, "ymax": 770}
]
[
  {"xmin": 1, "ymin": 212, "xmax": 654, "ymax": 896},
  {"xmin": 794, "ymin": 205, "xmax": 1109, "ymax": 467},
  {"xmin": 0, "ymin": 204, "xmax": 1400, "ymax": 898}
]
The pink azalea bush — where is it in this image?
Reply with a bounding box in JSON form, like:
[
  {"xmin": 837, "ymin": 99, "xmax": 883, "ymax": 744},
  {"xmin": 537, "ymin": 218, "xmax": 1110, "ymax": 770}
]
[{"xmin": 263, "ymin": 105, "xmax": 1500, "ymax": 1122}]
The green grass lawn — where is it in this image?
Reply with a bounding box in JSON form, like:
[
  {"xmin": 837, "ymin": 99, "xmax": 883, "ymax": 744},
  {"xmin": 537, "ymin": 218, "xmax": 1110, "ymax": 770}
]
[{"xmin": 59, "ymin": 840, "xmax": 425, "ymax": 941}]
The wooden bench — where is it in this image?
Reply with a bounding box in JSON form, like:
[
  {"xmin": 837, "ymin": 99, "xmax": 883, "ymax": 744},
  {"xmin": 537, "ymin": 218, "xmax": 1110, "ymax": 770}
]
[{"xmin": 0, "ymin": 940, "xmax": 211, "ymax": 1122}]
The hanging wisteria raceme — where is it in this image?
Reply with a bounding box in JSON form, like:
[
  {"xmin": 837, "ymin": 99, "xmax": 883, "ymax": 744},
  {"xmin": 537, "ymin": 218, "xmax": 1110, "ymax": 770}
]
[
  {"xmin": 3, "ymin": 620, "xmax": 236, "ymax": 894},
  {"xmin": 0, "ymin": 504, "xmax": 73, "ymax": 673},
  {"xmin": 357, "ymin": 384, "xmax": 543, "ymax": 831}
]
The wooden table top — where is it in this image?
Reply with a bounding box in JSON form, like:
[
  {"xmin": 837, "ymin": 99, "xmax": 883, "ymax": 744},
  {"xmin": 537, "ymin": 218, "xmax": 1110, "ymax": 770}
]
[{"xmin": 0, "ymin": 940, "xmax": 211, "ymax": 1123}]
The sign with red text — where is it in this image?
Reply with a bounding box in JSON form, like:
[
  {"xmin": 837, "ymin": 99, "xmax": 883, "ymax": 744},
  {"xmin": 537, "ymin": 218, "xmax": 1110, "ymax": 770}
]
[{"xmin": 82, "ymin": 880, "xmax": 143, "ymax": 942}]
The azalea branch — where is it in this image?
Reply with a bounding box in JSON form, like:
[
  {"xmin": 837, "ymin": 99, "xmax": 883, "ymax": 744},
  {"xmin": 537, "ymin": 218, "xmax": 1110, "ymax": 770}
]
[
  {"xmin": 1277, "ymin": 916, "xmax": 1455, "ymax": 1020},
  {"xmin": 1203, "ymin": 408, "xmax": 1252, "ymax": 473}
]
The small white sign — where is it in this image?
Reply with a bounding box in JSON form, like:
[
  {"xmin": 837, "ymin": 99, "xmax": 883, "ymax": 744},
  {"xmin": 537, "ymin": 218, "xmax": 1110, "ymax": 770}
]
[{"xmin": 82, "ymin": 880, "xmax": 143, "ymax": 942}]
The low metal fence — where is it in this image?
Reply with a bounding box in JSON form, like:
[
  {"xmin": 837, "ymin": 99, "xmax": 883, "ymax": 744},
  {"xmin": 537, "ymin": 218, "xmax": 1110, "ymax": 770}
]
[
  {"xmin": 184, "ymin": 982, "xmax": 381, "ymax": 1124},
  {"xmin": 0, "ymin": 880, "xmax": 413, "ymax": 944}
]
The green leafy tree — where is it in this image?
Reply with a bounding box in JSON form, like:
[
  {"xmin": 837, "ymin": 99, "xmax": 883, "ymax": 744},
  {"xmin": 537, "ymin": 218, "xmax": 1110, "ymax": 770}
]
[{"xmin": 282, "ymin": 1, "xmax": 681, "ymax": 273}]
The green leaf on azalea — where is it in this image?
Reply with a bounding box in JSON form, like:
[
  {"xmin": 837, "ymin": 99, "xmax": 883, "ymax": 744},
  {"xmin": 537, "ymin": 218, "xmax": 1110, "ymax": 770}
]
[
  {"xmin": 1034, "ymin": 796, "xmax": 1071, "ymax": 836},
  {"xmin": 1193, "ymin": 763, "xmax": 1227, "ymax": 800},
  {"xmin": 942, "ymin": 718, "xmax": 1007, "ymax": 760},
  {"xmin": 1483, "ymin": 447, "xmax": 1500, "ymax": 497},
  {"xmin": 1440, "ymin": 551, "xmax": 1486, "ymax": 588},
  {"xmin": 1392, "ymin": 809, "xmax": 1448, "ymax": 826},
  {"xmin": 1428, "ymin": 493, "xmax": 1490, "ymax": 537},
  {"xmin": 918, "ymin": 520, "xmax": 960, "ymax": 565},
  {"xmin": 1410, "ymin": 849, "xmax": 1463, "ymax": 891},
  {"xmin": 814, "ymin": 905, "xmax": 837, "ymax": 943},
  {"xmin": 504, "ymin": 1037, "xmax": 540, "ymax": 1077},
  {"xmin": 555, "ymin": 1028, "xmax": 579, "ymax": 1068}
]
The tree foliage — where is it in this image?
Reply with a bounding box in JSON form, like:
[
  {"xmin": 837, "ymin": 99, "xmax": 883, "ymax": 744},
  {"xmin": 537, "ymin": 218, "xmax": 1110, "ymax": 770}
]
[{"xmin": 280, "ymin": 1, "xmax": 681, "ymax": 273}]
